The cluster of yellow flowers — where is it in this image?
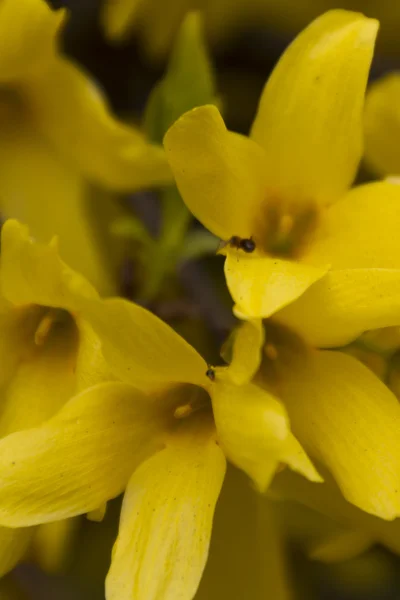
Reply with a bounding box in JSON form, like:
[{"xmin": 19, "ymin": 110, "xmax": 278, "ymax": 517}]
[{"xmin": 3, "ymin": 1, "xmax": 400, "ymax": 599}]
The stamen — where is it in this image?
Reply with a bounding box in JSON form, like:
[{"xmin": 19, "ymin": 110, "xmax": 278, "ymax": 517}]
[
  {"xmin": 264, "ymin": 343, "xmax": 278, "ymax": 360},
  {"xmin": 34, "ymin": 308, "xmax": 63, "ymax": 346},
  {"xmin": 277, "ymin": 214, "xmax": 294, "ymax": 237}
]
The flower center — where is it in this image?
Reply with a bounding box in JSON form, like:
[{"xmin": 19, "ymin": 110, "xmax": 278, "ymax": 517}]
[{"xmin": 255, "ymin": 197, "xmax": 320, "ymax": 259}]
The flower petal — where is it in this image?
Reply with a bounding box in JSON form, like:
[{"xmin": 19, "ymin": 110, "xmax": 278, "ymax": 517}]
[
  {"xmin": 106, "ymin": 420, "xmax": 225, "ymax": 600},
  {"xmin": 164, "ymin": 104, "xmax": 269, "ymax": 240},
  {"xmin": 0, "ymin": 526, "xmax": 33, "ymax": 576},
  {"xmin": 81, "ymin": 297, "xmax": 208, "ymax": 390},
  {"xmin": 225, "ymin": 252, "xmax": 328, "ymax": 319},
  {"xmin": 364, "ymin": 73, "xmax": 400, "ymax": 176},
  {"xmin": 0, "ymin": 219, "xmax": 97, "ymax": 309},
  {"xmin": 276, "ymin": 180, "xmax": 400, "ymax": 346},
  {"xmin": 251, "ymin": 10, "xmax": 378, "ymax": 205},
  {"xmin": 225, "ymin": 319, "xmax": 264, "ymax": 385},
  {"xmin": 279, "ymin": 349, "xmax": 400, "ymax": 519},
  {"xmin": 33, "ymin": 518, "xmax": 79, "ymax": 573},
  {"xmin": 211, "ymin": 378, "xmax": 320, "ymax": 491},
  {"xmin": 309, "ymin": 529, "xmax": 374, "ymax": 563},
  {"xmin": 25, "ymin": 57, "xmax": 172, "ymax": 190},
  {"xmin": 0, "ymin": 382, "xmax": 168, "ymax": 526},
  {"xmin": 0, "ymin": 0, "xmax": 65, "ymax": 83},
  {"xmin": 0, "ymin": 117, "xmax": 124, "ymax": 296},
  {"xmin": 102, "ymin": 0, "xmax": 140, "ymax": 41}
]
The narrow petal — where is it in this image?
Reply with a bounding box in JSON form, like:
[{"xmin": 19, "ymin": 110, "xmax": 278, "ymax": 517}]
[
  {"xmin": 251, "ymin": 10, "xmax": 378, "ymax": 205},
  {"xmin": 0, "ymin": 382, "xmax": 168, "ymax": 526},
  {"xmin": 364, "ymin": 74, "xmax": 400, "ymax": 176},
  {"xmin": 102, "ymin": 0, "xmax": 140, "ymax": 40},
  {"xmin": 81, "ymin": 297, "xmax": 208, "ymax": 389},
  {"xmin": 1, "ymin": 220, "xmax": 97, "ymax": 310},
  {"xmin": 164, "ymin": 105, "xmax": 269, "ymax": 240},
  {"xmin": 277, "ymin": 181, "xmax": 400, "ymax": 346},
  {"xmin": 106, "ymin": 420, "xmax": 226, "ymax": 600},
  {"xmin": 25, "ymin": 57, "xmax": 172, "ymax": 190},
  {"xmin": 225, "ymin": 252, "xmax": 327, "ymax": 320},
  {"xmin": 309, "ymin": 530, "xmax": 374, "ymax": 563},
  {"xmin": 0, "ymin": 526, "xmax": 33, "ymax": 576},
  {"xmin": 211, "ymin": 378, "xmax": 320, "ymax": 491},
  {"xmin": 0, "ymin": 0, "xmax": 65, "ymax": 83},
  {"xmin": 279, "ymin": 349, "xmax": 400, "ymax": 519},
  {"xmin": 225, "ymin": 320, "xmax": 264, "ymax": 385},
  {"xmin": 33, "ymin": 518, "xmax": 79, "ymax": 573}
]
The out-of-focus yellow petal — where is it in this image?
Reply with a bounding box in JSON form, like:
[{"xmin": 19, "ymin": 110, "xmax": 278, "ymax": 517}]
[
  {"xmin": 102, "ymin": 0, "xmax": 141, "ymax": 41},
  {"xmin": 0, "ymin": 0, "xmax": 65, "ymax": 82},
  {"xmin": 106, "ymin": 419, "xmax": 225, "ymax": 600},
  {"xmin": 211, "ymin": 378, "xmax": 320, "ymax": 491},
  {"xmin": 276, "ymin": 181, "xmax": 400, "ymax": 346},
  {"xmin": 364, "ymin": 74, "xmax": 400, "ymax": 176},
  {"xmin": 309, "ymin": 529, "xmax": 374, "ymax": 563},
  {"xmin": 270, "ymin": 469, "xmax": 400, "ymax": 557},
  {"xmin": 279, "ymin": 349, "xmax": 400, "ymax": 519},
  {"xmin": 0, "ymin": 526, "xmax": 33, "ymax": 577},
  {"xmin": 251, "ymin": 10, "xmax": 378, "ymax": 205},
  {"xmin": 0, "ymin": 220, "xmax": 97, "ymax": 310},
  {"xmin": 196, "ymin": 467, "xmax": 293, "ymax": 600},
  {"xmin": 225, "ymin": 320, "xmax": 264, "ymax": 385},
  {"xmin": 33, "ymin": 518, "xmax": 79, "ymax": 573},
  {"xmin": 25, "ymin": 57, "xmax": 172, "ymax": 190},
  {"xmin": 0, "ymin": 382, "xmax": 167, "ymax": 526},
  {"xmin": 81, "ymin": 297, "xmax": 208, "ymax": 389},
  {"xmin": 164, "ymin": 105, "xmax": 269, "ymax": 240},
  {"xmin": 0, "ymin": 107, "xmax": 124, "ymax": 295},
  {"xmin": 225, "ymin": 252, "xmax": 328, "ymax": 319}
]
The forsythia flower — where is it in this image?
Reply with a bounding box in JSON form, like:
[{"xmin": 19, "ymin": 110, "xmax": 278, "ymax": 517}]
[
  {"xmin": 0, "ymin": 219, "xmax": 112, "ymax": 575},
  {"xmin": 0, "ymin": 293, "xmax": 321, "ymax": 599},
  {"xmin": 164, "ymin": 10, "xmax": 400, "ymax": 348},
  {"xmin": 0, "ymin": 0, "xmax": 172, "ymax": 294}
]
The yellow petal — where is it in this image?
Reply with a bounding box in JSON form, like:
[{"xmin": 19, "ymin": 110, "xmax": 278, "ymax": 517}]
[
  {"xmin": 225, "ymin": 319, "xmax": 265, "ymax": 385},
  {"xmin": 0, "ymin": 382, "xmax": 167, "ymax": 526},
  {"xmin": 196, "ymin": 467, "xmax": 292, "ymax": 600},
  {"xmin": 81, "ymin": 297, "xmax": 208, "ymax": 389},
  {"xmin": 106, "ymin": 420, "xmax": 226, "ymax": 600},
  {"xmin": 364, "ymin": 74, "xmax": 400, "ymax": 176},
  {"xmin": 225, "ymin": 252, "xmax": 328, "ymax": 319},
  {"xmin": 0, "ymin": 526, "xmax": 33, "ymax": 576},
  {"xmin": 251, "ymin": 10, "xmax": 378, "ymax": 205},
  {"xmin": 0, "ymin": 0, "xmax": 65, "ymax": 83},
  {"xmin": 0, "ymin": 104, "xmax": 125, "ymax": 295},
  {"xmin": 279, "ymin": 349, "xmax": 400, "ymax": 519},
  {"xmin": 309, "ymin": 530, "xmax": 374, "ymax": 563},
  {"xmin": 276, "ymin": 181, "xmax": 400, "ymax": 346},
  {"xmin": 164, "ymin": 104, "xmax": 269, "ymax": 240},
  {"xmin": 0, "ymin": 219, "xmax": 97, "ymax": 310},
  {"xmin": 102, "ymin": 0, "xmax": 140, "ymax": 40},
  {"xmin": 33, "ymin": 518, "xmax": 79, "ymax": 573},
  {"xmin": 211, "ymin": 378, "xmax": 320, "ymax": 491},
  {"xmin": 270, "ymin": 469, "xmax": 400, "ymax": 557},
  {"xmin": 0, "ymin": 307, "xmax": 78, "ymax": 437},
  {"xmin": 25, "ymin": 56, "xmax": 172, "ymax": 191}
]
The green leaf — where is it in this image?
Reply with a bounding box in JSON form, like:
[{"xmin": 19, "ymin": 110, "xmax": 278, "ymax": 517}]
[
  {"xmin": 181, "ymin": 229, "xmax": 219, "ymax": 261},
  {"xmin": 110, "ymin": 215, "xmax": 153, "ymax": 246},
  {"xmin": 144, "ymin": 11, "xmax": 217, "ymax": 144}
]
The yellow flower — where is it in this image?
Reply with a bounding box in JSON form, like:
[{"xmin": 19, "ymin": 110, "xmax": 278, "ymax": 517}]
[
  {"xmin": 0, "ymin": 292, "xmax": 320, "ymax": 598},
  {"xmin": 0, "ymin": 219, "xmax": 112, "ymax": 576},
  {"xmin": 237, "ymin": 319, "xmax": 400, "ymax": 520},
  {"xmin": 0, "ymin": 0, "xmax": 172, "ymax": 295},
  {"xmin": 164, "ymin": 10, "xmax": 400, "ymax": 347}
]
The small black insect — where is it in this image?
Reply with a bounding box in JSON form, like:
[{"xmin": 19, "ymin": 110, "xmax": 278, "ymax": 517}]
[
  {"xmin": 228, "ymin": 236, "xmax": 256, "ymax": 253},
  {"xmin": 205, "ymin": 367, "xmax": 216, "ymax": 381}
]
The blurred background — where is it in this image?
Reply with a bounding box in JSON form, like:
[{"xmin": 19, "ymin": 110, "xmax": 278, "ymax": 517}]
[{"xmin": 3, "ymin": 0, "xmax": 400, "ymax": 598}]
